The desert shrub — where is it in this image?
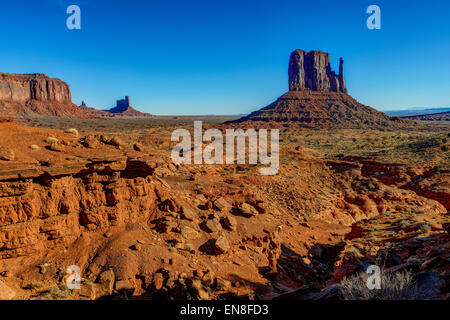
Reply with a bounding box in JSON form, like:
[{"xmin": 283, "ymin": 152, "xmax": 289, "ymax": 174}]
[
  {"xmin": 45, "ymin": 137, "xmax": 58, "ymax": 144},
  {"xmin": 340, "ymin": 269, "xmax": 418, "ymax": 300},
  {"xmin": 64, "ymin": 128, "xmax": 79, "ymax": 136},
  {"xmin": 419, "ymin": 223, "xmax": 432, "ymax": 233},
  {"xmin": 399, "ymin": 219, "xmax": 412, "ymax": 228}
]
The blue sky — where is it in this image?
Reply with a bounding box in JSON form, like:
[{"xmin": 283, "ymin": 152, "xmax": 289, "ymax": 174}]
[{"xmin": 0, "ymin": 0, "xmax": 449, "ymax": 115}]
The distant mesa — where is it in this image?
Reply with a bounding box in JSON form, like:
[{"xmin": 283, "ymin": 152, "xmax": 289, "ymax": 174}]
[
  {"xmin": 400, "ymin": 111, "xmax": 450, "ymax": 122},
  {"xmin": 230, "ymin": 50, "xmax": 414, "ymax": 129},
  {"xmin": 0, "ymin": 72, "xmax": 152, "ymax": 119},
  {"xmin": 0, "ymin": 72, "xmax": 92, "ymax": 119},
  {"xmin": 80, "ymin": 96, "xmax": 153, "ymax": 118}
]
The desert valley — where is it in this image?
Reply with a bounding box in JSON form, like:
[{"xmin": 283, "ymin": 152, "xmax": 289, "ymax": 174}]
[{"xmin": 0, "ymin": 50, "xmax": 448, "ymax": 301}]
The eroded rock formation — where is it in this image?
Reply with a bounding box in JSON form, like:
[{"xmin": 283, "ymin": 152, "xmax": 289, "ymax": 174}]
[
  {"xmin": 231, "ymin": 49, "xmax": 415, "ymax": 129},
  {"xmin": 0, "ymin": 73, "xmax": 91, "ymax": 119},
  {"xmin": 288, "ymin": 50, "xmax": 346, "ymax": 93},
  {"xmin": 0, "ymin": 73, "xmax": 72, "ymax": 103}
]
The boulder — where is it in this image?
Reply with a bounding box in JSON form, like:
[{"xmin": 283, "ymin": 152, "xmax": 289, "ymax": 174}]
[
  {"xmin": 239, "ymin": 203, "xmax": 258, "ymax": 217},
  {"xmin": 214, "ymin": 235, "xmax": 230, "ymax": 254},
  {"xmin": 181, "ymin": 206, "xmax": 196, "ymax": 221},
  {"xmin": 114, "ymin": 279, "xmax": 134, "ymax": 291},
  {"xmin": 213, "ymin": 197, "xmax": 230, "ymax": 211},
  {"xmin": 83, "ymin": 135, "xmax": 99, "ymax": 148},
  {"xmin": 109, "ymin": 136, "xmax": 125, "ymax": 147},
  {"xmin": 49, "ymin": 142, "xmax": 64, "ymax": 152},
  {"xmin": 204, "ymin": 219, "xmax": 221, "ymax": 233},
  {"xmin": 153, "ymin": 272, "xmax": 164, "ymax": 290},
  {"xmin": 181, "ymin": 226, "xmax": 199, "ymax": 240},
  {"xmin": 223, "ymin": 215, "xmax": 237, "ymax": 231},
  {"xmin": 0, "ymin": 147, "xmax": 14, "ymax": 161}
]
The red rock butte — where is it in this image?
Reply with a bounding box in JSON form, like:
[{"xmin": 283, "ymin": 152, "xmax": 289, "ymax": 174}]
[{"xmin": 231, "ymin": 50, "xmax": 414, "ymax": 129}]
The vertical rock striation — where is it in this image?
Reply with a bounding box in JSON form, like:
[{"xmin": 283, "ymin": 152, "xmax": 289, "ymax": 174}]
[
  {"xmin": 0, "ymin": 73, "xmax": 72, "ymax": 103},
  {"xmin": 288, "ymin": 50, "xmax": 347, "ymax": 93},
  {"xmin": 0, "ymin": 72, "xmax": 92, "ymax": 118}
]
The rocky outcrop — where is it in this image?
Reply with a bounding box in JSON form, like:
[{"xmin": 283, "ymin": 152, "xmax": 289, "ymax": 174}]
[
  {"xmin": 0, "ymin": 73, "xmax": 91, "ymax": 119},
  {"xmin": 288, "ymin": 50, "xmax": 346, "ymax": 93},
  {"xmin": 0, "ymin": 73, "xmax": 71, "ymax": 104}
]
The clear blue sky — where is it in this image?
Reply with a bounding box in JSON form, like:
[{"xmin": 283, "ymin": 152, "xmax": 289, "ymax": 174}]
[{"xmin": 0, "ymin": 0, "xmax": 449, "ymax": 115}]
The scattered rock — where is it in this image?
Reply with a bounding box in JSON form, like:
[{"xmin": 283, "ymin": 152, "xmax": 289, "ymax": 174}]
[
  {"xmin": 153, "ymin": 273, "xmax": 164, "ymax": 290},
  {"xmin": 213, "ymin": 197, "xmax": 230, "ymax": 211},
  {"xmin": 204, "ymin": 219, "xmax": 221, "ymax": 233},
  {"xmin": 0, "ymin": 147, "xmax": 15, "ymax": 161},
  {"xmin": 49, "ymin": 142, "xmax": 64, "ymax": 152},
  {"xmin": 239, "ymin": 203, "xmax": 258, "ymax": 217},
  {"xmin": 109, "ymin": 136, "xmax": 125, "ymax": 147},
  {"xmin": 214, "ymin": 235, "xmax": 230, "ymax": 254},
  {"xmin": 181, "ymin": 226, "xmax": 199, "ymax": 240},
  {"xmin": 223, "ymin": 216, "xmax": 237, "ymax": 231},
  {"xmin": 83, "ymin": 135, "xmax": 99, "ymax": 148},
  {"xmin": 130, "ymin": 243, "xmax": 142, "ymax": 251},
  {"xmin": 79, "ymin": 283, "xmax": 98, "ymax": 299},
  {"xmin": 114, "ymin": 279, "xmax": 134, "ymax": 291},
  {"xmin": 181, "ymin": 206, "xmax": 196, "ymax": 221}
]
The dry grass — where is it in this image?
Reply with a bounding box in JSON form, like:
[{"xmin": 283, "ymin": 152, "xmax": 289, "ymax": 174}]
[
  {"xmin": 340, "ymin": 269, "xmax": 419, "ymax": 300},
  {"xmin": 283, "ymin": 129, "xmax": 449, "ymax": 167}
]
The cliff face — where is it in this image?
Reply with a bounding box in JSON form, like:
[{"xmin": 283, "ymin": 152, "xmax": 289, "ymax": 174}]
[
  {"xmin": 288, "ymin": 50, "xmax": 347, "ymax": 93},
  {"xmin": 0, "ymin": 73, "xmax": 71, "ymax": 104},
  {"xmin": 0, "ymin": 73, "xmax": 92, "ymax": 119}
]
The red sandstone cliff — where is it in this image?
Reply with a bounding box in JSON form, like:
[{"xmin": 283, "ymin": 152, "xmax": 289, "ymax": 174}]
[{"xmin": 0, "ymin": 73, "xmax": 92, "ymax": 119}]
